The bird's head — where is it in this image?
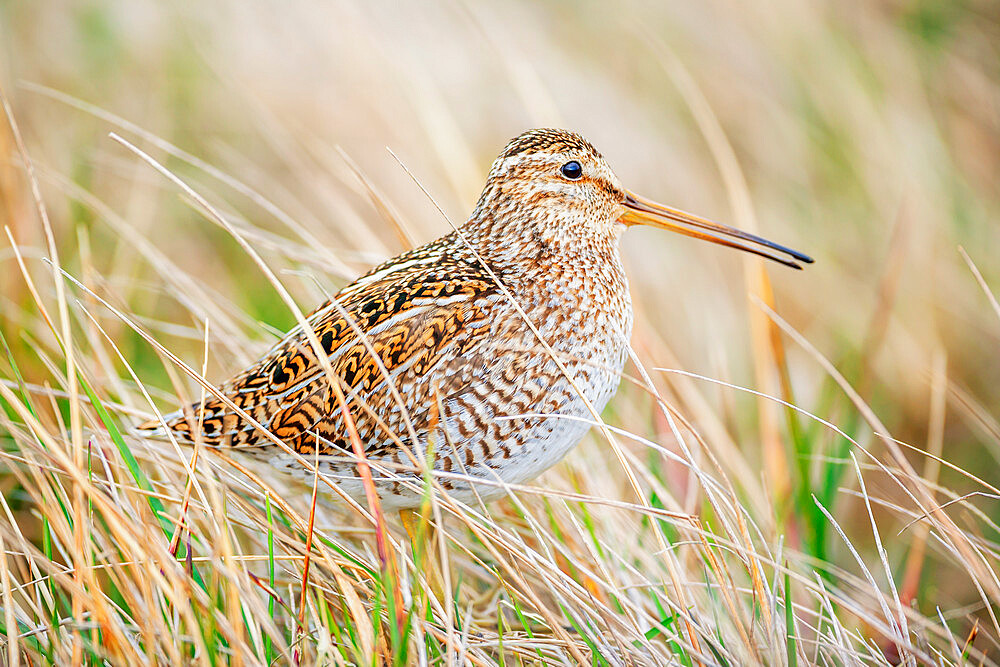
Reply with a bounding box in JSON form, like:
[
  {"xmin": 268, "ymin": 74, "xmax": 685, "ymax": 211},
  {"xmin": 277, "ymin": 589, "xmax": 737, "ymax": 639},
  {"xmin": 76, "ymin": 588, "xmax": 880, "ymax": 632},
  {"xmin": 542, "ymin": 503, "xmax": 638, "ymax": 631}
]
[{"xmin": 471, "ymin": 128, "xmax": 812, "ymax": 268}]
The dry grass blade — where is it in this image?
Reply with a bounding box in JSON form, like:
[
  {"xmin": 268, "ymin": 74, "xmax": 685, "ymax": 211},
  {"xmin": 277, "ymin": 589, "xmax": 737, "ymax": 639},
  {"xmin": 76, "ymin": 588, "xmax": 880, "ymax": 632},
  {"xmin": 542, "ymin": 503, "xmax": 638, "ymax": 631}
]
[{"xmin": 960, "ymin": 247, "xmax": 1000, "ymax": 326}]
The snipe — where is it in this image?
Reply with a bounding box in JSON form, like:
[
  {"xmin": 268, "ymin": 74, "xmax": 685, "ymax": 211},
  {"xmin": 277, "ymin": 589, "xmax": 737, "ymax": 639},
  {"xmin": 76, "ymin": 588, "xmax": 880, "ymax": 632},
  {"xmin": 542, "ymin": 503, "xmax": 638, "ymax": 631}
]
[{"xmin": 139, "ymin": 128, "xmax": 812, "ymax": 508}]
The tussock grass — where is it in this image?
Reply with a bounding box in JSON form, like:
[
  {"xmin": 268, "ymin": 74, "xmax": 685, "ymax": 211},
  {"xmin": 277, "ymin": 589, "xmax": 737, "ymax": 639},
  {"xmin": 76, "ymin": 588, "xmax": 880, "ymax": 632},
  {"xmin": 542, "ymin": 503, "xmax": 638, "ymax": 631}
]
[{"xmin": 1, "ymin": 0, "xmax": 999, "ymax": 664}]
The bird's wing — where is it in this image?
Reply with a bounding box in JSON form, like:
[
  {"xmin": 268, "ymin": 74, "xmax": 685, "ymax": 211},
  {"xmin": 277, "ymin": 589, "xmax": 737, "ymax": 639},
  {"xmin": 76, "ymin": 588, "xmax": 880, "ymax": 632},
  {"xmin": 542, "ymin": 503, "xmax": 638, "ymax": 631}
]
[{"xmin": 140, "ymin": 240, "xmax": 501, "ymax": 451}]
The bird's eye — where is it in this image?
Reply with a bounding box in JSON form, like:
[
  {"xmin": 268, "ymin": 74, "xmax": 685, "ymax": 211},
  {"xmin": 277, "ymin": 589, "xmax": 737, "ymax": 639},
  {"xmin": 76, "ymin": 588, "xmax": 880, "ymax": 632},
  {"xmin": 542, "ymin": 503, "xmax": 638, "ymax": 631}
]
[{"xmin": 560, "ymin": 161, "xmax": 583, "ymax": 180}]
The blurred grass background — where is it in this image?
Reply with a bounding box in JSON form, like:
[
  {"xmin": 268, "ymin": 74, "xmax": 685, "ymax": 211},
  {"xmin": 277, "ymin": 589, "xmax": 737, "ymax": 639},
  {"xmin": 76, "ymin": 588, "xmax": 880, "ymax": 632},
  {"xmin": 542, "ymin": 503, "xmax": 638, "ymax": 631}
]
[{"xmin": 1, "ymin": 0, "xmax": 1000, "ymax": 663}]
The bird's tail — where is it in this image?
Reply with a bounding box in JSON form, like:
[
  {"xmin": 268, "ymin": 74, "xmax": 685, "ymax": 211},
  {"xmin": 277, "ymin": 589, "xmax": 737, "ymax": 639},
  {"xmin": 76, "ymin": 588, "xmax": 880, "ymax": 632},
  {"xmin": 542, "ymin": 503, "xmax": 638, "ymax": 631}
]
[
  {"xmin": 135, "ymin": 394, "xmax": 245, "ymax": 444},
  {"xmin": 134, "ymin": 408, "xmax": 191, "ymax": 441}
]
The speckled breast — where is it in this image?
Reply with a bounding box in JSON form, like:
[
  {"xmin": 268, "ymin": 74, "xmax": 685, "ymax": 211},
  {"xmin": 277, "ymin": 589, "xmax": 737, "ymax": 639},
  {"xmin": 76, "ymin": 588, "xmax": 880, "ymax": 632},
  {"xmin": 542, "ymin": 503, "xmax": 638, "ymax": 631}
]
[{"xmin": 432, "ymin": 243, "xmax": 634, "ymax": 503}]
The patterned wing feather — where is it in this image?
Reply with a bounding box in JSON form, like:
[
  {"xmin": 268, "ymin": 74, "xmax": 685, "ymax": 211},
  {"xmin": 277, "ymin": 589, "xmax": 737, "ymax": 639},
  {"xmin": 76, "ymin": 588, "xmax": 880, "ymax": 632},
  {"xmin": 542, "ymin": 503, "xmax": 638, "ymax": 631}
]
[{"xmin": 139, "ymin": 236, "xmax": 499, "ymax": 453}]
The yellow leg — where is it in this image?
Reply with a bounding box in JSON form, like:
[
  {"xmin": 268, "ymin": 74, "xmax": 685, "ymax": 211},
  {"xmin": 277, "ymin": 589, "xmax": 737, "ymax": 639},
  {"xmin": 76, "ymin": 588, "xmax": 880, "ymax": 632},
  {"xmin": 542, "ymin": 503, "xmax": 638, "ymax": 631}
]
[{"xmin": 399, "ymin": 508, "xmax": 443, "ymax": 600}]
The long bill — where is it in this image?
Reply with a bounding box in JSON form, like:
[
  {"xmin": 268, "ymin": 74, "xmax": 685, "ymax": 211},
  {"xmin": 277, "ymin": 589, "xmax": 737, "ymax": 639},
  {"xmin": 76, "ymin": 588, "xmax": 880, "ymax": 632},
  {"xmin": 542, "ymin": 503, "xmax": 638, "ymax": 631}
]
[{"xmin": 620, "ymin": 191, "xmax": 814, "ymax": 269}]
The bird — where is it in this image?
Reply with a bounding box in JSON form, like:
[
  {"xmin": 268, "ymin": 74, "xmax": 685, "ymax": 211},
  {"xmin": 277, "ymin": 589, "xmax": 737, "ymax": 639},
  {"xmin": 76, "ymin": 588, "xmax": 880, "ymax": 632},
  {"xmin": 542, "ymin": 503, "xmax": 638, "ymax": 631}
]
[{"xmin": 138, "ymin": 128, "xmax": 812, "ymax": 510}]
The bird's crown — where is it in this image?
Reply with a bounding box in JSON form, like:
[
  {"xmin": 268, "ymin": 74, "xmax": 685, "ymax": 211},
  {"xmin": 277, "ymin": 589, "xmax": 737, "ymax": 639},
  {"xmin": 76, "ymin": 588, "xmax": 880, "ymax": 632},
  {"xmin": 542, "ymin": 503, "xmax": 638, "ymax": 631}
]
[{"xmin": 498, "ymin": 128, "xmax": 603, "ymax": 161}]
